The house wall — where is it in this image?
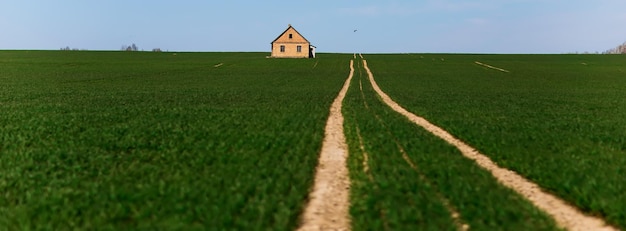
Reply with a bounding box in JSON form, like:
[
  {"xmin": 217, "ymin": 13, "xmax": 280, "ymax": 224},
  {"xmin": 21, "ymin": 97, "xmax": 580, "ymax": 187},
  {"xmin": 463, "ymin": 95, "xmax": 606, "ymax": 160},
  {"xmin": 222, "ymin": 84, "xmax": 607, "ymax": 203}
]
[
  {"xmin": 271, "ymin": 27, "xmax": 310, "ymax": 58},
  {"xmin": 272, "ymin": 43, "xmax": 309, "ymax": 58}
]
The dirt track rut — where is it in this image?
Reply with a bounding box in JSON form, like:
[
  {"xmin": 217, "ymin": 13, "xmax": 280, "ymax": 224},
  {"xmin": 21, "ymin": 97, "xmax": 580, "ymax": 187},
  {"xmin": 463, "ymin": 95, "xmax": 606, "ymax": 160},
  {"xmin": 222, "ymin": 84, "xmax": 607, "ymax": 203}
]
[
  {"xmin": 296, "ymin": 60, "xmax": 353, "ymax": 231},
  {"xmin": 361, "ymin": 58, "xmax": 617, "ymax": 231},
  {"xmin": 297, "ymin": 57, "xmax": 616, "ymax": 231}
]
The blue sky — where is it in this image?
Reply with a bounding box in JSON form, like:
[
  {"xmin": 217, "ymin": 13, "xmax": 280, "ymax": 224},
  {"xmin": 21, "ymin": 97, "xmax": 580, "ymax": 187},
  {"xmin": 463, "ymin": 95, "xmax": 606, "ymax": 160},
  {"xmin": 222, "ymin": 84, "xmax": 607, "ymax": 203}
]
[{"xmin": 1, "ymin": 0, "xmax": 625, "ymax": 53}]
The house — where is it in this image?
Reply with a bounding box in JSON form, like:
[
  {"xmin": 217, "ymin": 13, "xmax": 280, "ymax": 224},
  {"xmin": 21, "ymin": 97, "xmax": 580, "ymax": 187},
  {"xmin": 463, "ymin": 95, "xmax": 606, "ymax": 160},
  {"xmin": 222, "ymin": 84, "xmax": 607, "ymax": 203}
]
[{"xmin": 271, "ymin": 24, "xmax": 316, "ymax": 58}]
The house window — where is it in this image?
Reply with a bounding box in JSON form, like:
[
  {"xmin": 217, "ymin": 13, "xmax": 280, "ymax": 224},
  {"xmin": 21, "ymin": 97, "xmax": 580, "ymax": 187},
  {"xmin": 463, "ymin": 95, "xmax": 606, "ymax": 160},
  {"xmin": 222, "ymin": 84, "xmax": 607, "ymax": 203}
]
[
  {"xmin": 280, "ymin": 45, "xmax": 285, "ymax": 52},
  {"xmin": 297, "ymin": 45, "xmax": 302, "ymax": 53},
  {"xmin": 289, "ymin": 34, "xmax": 293, "ymax": 39}
]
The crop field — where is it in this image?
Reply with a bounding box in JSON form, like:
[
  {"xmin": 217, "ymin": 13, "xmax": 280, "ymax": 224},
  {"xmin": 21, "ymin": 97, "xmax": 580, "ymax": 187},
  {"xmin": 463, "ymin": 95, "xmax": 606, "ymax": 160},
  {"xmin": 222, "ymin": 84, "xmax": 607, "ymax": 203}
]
[
  {"xmin": 344, "ymin": 58, "xmax": 562, "ymax": 230},
  {"xmin": 358, "ymin": 54, "xmax": 626, "ymax": 229},
  {"xmin": 0, "ymin": 51, "xmax": 350, "ymax": 230},
  {"xmin": 1, "ymin": 51, "xmax": 625, "ymax": 230}
]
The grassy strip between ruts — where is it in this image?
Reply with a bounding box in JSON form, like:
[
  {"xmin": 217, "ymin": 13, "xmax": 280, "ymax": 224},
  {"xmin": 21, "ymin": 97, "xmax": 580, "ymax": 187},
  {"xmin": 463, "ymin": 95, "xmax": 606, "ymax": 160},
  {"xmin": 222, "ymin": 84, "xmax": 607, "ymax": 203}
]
[
  {"xmin": 0, "ymin": 51, "xmax": 350, "ymax": 230},
  {"xmin": 344, "ymin": 58, "xmax": 559, "ymax": 230},
  {"xmin": 365, "ymin": 53, "xmax": 626, "ymax": 229}
]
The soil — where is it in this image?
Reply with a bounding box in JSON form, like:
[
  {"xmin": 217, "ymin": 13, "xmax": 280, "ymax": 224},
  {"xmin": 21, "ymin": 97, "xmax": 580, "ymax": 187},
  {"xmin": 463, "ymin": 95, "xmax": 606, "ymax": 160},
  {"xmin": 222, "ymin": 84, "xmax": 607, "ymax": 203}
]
[
  {"xmin": 362, "ymin": 59, "xmax": 616, "ymax": 231},
  {"xmin": 296, "ymin": 60, "xmax": 354, "ymax": 231},
  {"xmin": 474, "ymin": 61, "xmax": 509, "ymax": 73}
]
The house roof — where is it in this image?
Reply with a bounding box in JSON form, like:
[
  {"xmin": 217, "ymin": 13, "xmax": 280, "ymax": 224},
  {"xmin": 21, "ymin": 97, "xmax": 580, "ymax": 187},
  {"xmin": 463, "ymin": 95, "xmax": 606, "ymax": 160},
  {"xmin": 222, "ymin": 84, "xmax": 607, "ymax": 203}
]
[{"xmin": 271, "ymin": 24, "xmax": 311, "ymax": 44}]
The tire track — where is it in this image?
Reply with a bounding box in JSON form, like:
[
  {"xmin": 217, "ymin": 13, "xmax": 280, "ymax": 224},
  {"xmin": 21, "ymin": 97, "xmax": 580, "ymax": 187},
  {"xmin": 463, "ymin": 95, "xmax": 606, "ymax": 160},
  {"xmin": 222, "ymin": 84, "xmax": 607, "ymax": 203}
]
[
  {"xmin": 296, "ymin": 60, "xmax": 353, "ymax": 231},
  {"xmin": 361, "ymin": 58, "xmax": 617, "ymax": 231},
  {"xmin": 355, "ymin": 60, "xmax": 374, "ymax": 182},
  {"xmin": 354, "ymin": 58, "xmax": 468, "ymax": 231},
  {"xmin": 474, "ymin": 61, "xmax": 509, "ymax": 73}
]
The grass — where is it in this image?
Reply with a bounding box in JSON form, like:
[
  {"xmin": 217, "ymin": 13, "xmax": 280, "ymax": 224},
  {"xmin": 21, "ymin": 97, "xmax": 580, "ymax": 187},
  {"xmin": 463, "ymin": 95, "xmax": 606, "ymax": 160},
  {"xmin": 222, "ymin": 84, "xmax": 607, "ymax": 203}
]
[
  {"xmin": 344, "ymin": 58, "xmax": 559, "ymax": 230},
  {"xmin": 364, "ymin": 53, "xmax": 626, "ymax": 229},
  {"xmin": 3, "ymin": 50, "xmax": 624, "ymax": 230},
  {"xmin": 0, "ymin": 51, "xmax": 350, "ymax": 230}
]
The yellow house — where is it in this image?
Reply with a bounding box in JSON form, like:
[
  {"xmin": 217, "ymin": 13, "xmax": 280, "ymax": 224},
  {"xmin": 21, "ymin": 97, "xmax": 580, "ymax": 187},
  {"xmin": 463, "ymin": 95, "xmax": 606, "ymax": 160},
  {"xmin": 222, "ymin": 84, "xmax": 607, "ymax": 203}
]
[{"xmin": 271, "ymin": 24, "xmax": 316, "ymax": 58}]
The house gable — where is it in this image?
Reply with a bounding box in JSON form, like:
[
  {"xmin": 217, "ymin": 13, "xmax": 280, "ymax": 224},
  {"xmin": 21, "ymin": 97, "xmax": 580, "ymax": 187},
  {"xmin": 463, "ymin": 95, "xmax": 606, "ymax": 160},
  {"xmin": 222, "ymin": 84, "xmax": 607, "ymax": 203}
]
[{"xmin": 271, "ymin": 25, "xmax": 310, "ymax": 44}]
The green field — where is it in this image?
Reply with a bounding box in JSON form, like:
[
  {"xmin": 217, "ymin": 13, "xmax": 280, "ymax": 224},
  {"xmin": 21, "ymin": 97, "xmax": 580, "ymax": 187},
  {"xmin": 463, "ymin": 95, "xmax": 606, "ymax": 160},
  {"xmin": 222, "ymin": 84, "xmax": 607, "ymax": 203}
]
[
  {"xmin": 1, "ymin": 51, "xmax": 625, "ymax": 230},
  {"xmin": 0, "ymin": 51, "xmax": 350, "ymax": 230},
  {"xmin": 344, "ymin": 58, "xmax": 559, "ymax": 230},
  {"xmin": 362, "ymin": 54, "xmax": 626, "ymax": 229}
]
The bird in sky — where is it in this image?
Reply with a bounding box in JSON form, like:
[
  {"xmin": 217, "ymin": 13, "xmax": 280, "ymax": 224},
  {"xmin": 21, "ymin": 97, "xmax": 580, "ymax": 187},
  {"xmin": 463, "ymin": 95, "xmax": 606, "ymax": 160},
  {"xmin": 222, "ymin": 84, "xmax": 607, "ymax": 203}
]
[{"xmin": 354, "ymin": 29, "xmax": 357, "ymax": 32}]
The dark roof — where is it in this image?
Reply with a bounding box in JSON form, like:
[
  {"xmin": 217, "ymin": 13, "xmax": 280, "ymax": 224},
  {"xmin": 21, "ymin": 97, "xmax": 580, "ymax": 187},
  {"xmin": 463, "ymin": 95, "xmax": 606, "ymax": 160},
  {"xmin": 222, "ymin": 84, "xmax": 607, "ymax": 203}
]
[{"xmin": 271, "ymin": 24, "xmax": 310, "ymax": 44}]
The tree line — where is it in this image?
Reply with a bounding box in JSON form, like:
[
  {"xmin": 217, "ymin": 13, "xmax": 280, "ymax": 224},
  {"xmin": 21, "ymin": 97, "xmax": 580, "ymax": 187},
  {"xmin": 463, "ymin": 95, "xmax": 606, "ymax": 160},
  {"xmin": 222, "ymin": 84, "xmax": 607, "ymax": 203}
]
[
  {"xmin": 61, "ymin": 43, "xmax": 163, "ymax": 52},
  {"xmin": 603, "ymin": 41, "xmax": 626, "ymax": 54}
]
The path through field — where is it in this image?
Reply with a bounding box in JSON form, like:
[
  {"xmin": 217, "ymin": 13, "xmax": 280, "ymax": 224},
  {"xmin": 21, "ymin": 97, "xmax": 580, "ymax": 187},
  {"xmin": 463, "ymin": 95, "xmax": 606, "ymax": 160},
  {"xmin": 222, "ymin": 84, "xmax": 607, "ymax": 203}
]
[
  {"xmin": 296, "ymin": 60, "xmax": 354, "ymax": 231},
  {"xmin": 298, "ymin": 56, "xmax": 618, "ymax": 231},
  {"xmin": 474, "ymin": 61, "xmax": 509, "ymax": 72},
  {"xmin": 361, "ymin": 58, "xmax": 617, "ymax": 231}
]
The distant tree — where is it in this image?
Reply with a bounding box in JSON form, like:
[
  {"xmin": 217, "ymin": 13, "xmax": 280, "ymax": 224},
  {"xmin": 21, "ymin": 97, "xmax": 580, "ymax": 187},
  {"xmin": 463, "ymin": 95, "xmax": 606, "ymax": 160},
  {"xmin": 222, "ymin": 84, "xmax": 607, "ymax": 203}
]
[
  {"xmin": 121, "ymin": 43, "xmax": 139, "ymax": 51},
  {"xmin": 61, "ymin": 46, "xmax": 86, "ymax": 51},
  {"xmin": 603, "ymin": 41, "xmax": 626, "ymax": 54},
  {"xmin": 152, "ymin": 48, "xmax": 162, "ymax": 52}
]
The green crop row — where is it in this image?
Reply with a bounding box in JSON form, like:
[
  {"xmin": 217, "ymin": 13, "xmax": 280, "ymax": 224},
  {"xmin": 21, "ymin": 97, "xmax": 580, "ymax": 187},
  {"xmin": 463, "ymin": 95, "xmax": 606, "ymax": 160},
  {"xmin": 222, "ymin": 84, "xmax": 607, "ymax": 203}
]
[
  {"xmin": 0, "ymin": 51, "xmax": 350, "ymax": 230},
  {"xmin": 3, "ymin": 50, "xmax": 622, "ymax": 230},
  {"xmin": 363, "ymin": 54, "xmax": 626, "ymax": 229},
  {"xmin": 344, "ymin": 58, "xmax": 559, "ymax": 230}
]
